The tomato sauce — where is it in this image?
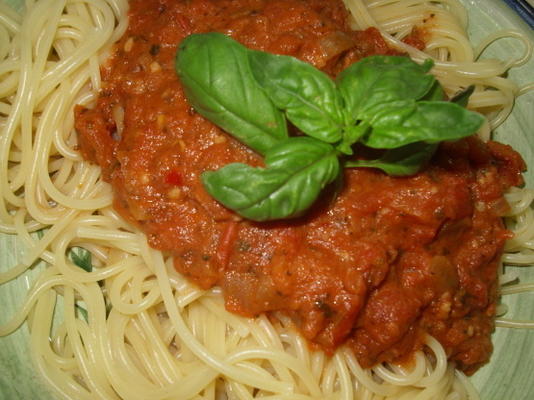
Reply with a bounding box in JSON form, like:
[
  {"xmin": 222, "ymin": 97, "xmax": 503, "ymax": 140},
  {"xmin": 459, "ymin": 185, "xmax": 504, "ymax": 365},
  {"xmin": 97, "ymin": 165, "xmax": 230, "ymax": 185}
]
[{"xmin": 74, "ymin": 0, "xmax": 525, "ymax": 374}]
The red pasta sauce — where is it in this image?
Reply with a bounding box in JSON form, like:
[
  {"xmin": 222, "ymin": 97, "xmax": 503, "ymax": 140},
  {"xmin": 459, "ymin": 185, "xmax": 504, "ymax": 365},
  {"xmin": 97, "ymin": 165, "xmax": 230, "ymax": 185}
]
[{"xmin": 74, "ymin": 0, "xmax": 525, "ymax": 374}]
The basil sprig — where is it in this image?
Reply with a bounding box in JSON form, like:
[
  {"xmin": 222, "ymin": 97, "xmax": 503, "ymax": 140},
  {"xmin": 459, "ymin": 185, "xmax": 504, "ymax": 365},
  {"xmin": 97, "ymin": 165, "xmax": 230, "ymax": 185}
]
[{"xmin": 176, "ymin": 33, "xmax": 484, "ymax": 221}]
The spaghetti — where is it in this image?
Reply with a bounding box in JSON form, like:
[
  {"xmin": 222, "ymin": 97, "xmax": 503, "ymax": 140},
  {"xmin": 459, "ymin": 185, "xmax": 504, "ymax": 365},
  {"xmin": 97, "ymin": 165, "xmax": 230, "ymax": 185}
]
[{"xmin": 0, "ymin": 1, "xmax": 533, "ymax": 399}]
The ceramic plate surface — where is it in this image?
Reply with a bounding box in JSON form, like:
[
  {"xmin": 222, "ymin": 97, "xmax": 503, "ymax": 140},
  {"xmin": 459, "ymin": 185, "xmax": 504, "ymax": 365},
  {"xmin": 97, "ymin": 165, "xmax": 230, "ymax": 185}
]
[{"xmin": 1, "ymin": 1, "xmax": 533, "ymax": 399}]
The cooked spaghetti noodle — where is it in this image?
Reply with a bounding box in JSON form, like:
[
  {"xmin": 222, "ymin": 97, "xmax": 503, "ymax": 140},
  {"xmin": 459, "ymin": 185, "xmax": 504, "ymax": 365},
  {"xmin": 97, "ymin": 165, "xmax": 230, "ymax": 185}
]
[{"xmin": 0, "ymin": 1, "xmax": 533, "ymax": 399}]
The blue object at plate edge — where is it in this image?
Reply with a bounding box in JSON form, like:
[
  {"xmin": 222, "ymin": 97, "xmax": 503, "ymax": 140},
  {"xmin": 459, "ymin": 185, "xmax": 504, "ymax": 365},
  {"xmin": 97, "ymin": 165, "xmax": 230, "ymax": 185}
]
[{"xmin": 503, "ymin": 0, "xmax": 534, "ymax": 28}]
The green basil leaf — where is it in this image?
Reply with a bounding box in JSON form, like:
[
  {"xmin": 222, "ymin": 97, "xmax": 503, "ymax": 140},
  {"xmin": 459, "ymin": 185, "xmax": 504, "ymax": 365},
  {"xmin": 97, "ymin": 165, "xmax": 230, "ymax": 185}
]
[
  {"xmin": 176, "ymin": 33, "xmax": 287, "ymax": 155},
  {"xmin": 450, "ymin": 85, "xmax": 475, "ymax": 108},
  {"xmin": 345, "ymin": 142, "xmax": 438, "ymax": 175},
  {"xmin": 249, "ymin": 50, "xmax": 344, "ymax": 143},
  {"xmin": 69, "ymin": 247, "xmax": 92, "ymax": 272},
  {"xmin": 337, "ymin": 56, "xmax": 436, "ymax": 123},
  {"xmin": 202, "ymin": 137, "xmax": 340, "ymax": 221},
  {"xmin": 362, "ymin": 101, "xmax": 484, "ymax": 149},
  {"xmin": 423, "ymin": 81, "xmax": 446, "ymax": 101}
]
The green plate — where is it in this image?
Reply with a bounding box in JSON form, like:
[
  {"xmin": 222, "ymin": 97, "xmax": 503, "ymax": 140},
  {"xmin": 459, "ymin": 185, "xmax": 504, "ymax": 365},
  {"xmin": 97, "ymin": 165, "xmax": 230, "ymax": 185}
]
[{"xmin": 1, "ymin": 1, "xmax": 533, "ymax": 399}]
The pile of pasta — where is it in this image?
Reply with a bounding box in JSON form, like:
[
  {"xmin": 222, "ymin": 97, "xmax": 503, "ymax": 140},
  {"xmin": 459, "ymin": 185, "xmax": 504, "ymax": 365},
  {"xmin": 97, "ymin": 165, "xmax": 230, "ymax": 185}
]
[{"xmin": 0, "ymin": 1, "xmax": 533, "ymax": 399}]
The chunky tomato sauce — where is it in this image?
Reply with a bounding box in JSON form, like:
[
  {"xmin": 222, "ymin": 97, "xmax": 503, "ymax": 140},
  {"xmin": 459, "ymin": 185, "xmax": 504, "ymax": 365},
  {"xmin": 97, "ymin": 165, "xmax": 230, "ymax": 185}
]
[{"xmin": 75, "ymin": 0, "xmax": 525, "ymax": 374}]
